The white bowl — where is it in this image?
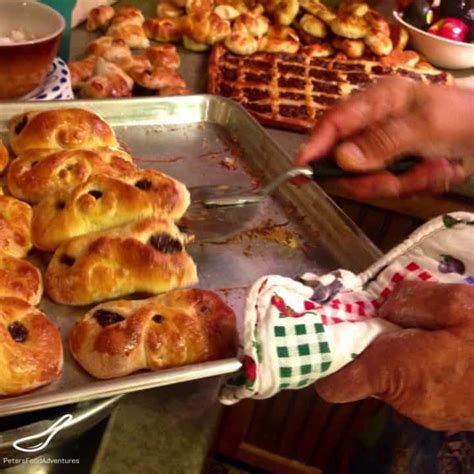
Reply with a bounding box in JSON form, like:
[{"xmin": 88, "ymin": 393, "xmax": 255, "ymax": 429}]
[{"xmin": 393, "ymin": 11, "xmax": 474, "ymax": 70}]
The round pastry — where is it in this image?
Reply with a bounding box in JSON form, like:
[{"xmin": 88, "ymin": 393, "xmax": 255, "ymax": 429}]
[
  {"xmin": 8, "ymin": 108, "xmax": 119, "ymax": 155},
  {"xmin": 79, "ymin": 59, "xmax": 134, "ymax": 99},
  {"xmin": 299, "ymin": 14, "xmax": 328, "ymax": 39},
  {"xmin": 234, "ymin": 12, "xmax": 269, "ymax": 38},
  {"xmin": 265, "ymin": 0, "xmax": 300, "ymax": 26},
  {"xmin": 364, "ymin": 31, "xmax": 393, "ymax": 56},
  {"xmin": 300, "ymin": 0, "xmax": 337, "ymax": 23},
  {"xmin": 7, "ymin": 147, "xmax": 135, "ymax": 204},
  {"xmin": 332, "ymin": 36, "xmax": 365, "ymax": 58},
  {"xmin": 107, "ymin": 23, "xmax": 150, "ymax": 49},
  {"xmin": 157, "ymin": 1, "xmax": 184, "ymax": 18},
  {"xmin": 0, "ymin": 253, "xmax": 42, "ymax": 305},
  {"xmin": 144, "ymin": 18, "xmax": 184, "ymax": 43},
  {"xmin": 183, "ymin": 35, "xmax": 210, "ymax": 51},
  {"xmin": 86, "ymin": 5, "xmax": 115, "ymax": 32},
  {"xmin": 145, "ymin": 45, "xmax": 180, "ymax": 69},
  {"xmin": 330, "ymin": 14, "xmax": 368, "ymax": 39},
  {"xmin": 0, "ymin": 194, "xmax": 32, "ymax": 258},
  {"xmin": 0, "ymin": 297, "xmax": 63, "ymax": 395},
  {"xmin": 0, "ymin": 138, "xmax": 8, "ymax": 174},
  {"xmin": 111, "ymin": 5, "xmax": 145, "ymax": 26},
  {"xmin": 69, "ymin": 288, "xmax": 237, "ymax": 379},
  {"xmin": 86, "ymin": 36, "xmax": 132, "ymax": 63},
  {"xmin": 338, "ymin": 0, "xmax": 369, "ymax": 17},
  {"xmin": 46, "ymin": 217, "xmax": 198, "ymax": 306},
  {"xmin": 128, "ymin": 65, "xmax": 186, "ymax": 90},
  {"xmin": 214, "ymin": 5, "xmax": 241, "ymax": 20},
  {"xmin": 301, "ymin": 42, "xmax": 334, "ymax": 57},
  {"xmin": 115, "ymin": 54, "xmax": 152, "ymax": 73},
  {"xmin": 258, "ymin": 26, "xmax": 300, "ymax": 53},
  {"xmin": 183, "ymin": 12, "xmax": 231, "ymax": 45},
  {"xmin": 364, "ymin": 9, "xmax": 390, "ymax": 36},
  {"xmin": 68, "ymin": 55, "xmax": 99, "ymax": 90},
  {"xmin": 31, "ymin": 169, "xmax": 190, "ymax": 252},
  {"xmin": 224, "ymin": 29, "xmax": 259, "ymax": 55}
]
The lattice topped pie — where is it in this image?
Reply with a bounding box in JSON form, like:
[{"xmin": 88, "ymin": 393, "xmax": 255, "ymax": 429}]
[{"xmin": 208, "ymin": 44, "xmax": 452, "ymax": 132}]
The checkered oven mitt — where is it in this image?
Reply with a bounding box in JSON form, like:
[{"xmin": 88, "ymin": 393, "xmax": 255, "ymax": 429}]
[{"xmin": 220, "ymin": 212, "xmax": 474, "ymax": 404}]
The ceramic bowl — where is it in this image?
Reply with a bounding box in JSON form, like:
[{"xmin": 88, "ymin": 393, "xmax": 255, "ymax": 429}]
[
  {"xmin": 0, "ymin": 0, "xmax": 65, "ymax": 99},
  {"xmin": 393, "ymin": 11, "xmax": 474, "ymax": 70}
]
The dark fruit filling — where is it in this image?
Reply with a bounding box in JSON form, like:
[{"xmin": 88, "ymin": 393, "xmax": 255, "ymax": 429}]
[
  {"xmin": 94, "ymin": 310, "xmax": 125, "ymax": 327},
  {"xmin": 8, "ymin": 321, "xmax": 28, "ymax": 342},
  {"xmin": 60, "ymin": 254, "xmax": 75, "ymax": 266},
  {"xmin": 152, "ymin": 314, "xmax": 164, "ymax": 323},
  {"xmin": 56, "ymin": 201, "xmax": 66, "ymax": 210},
  {"xmin": 135, "ymin": 179, "xmax": 153, "ymax": 191},
  {"xmin": 149, "ymin": 233, "xmax": 183, "ymax": 254},
  {"xmin": 88, "ymin": 190, "xmax": 103, "ymax": 199},
  {"xmin": 14, "ymin": 115, "xmax": 28, "ymax": 135}
]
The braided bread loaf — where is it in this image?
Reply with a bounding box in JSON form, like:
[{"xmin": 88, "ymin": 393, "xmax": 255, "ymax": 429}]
[
  {"xmin": 31, "ymin": 169, "xmax": 190, "ymax": 251},
  {"xmin": 0, "ymin": 297, "xmax": 63, "ymax": 395},
  {"xmin": 69, "ymin": 288, "xmax": 236, "ymax": 379},
  {"xmin": 45, "ymin": 217, "xmax": 197, "ymax": 305}
]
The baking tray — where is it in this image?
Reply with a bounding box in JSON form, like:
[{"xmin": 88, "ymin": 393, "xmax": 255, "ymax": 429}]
[{"xmin": 0, "ymin": 95, "xmax": 380, "ymax": 416}]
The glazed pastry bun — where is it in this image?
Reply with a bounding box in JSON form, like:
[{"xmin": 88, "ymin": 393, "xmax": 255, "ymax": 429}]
[
  {"xmin": 0, "ymin": 297, "xmax": 63, "ymax": 395},
  {"xmin": 45, "ymin": 217, "xmax": 198, "ymax": 305},
  {"xmin": 31, "ymin": 169, "xmax": 190, "ymax": 251},
  {"xmin": 69, "ymin": 288, "xmax": 237, "ymax": 378}
]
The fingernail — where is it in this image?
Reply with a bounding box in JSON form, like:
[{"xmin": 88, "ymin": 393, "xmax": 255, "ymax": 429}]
[{"xmin": 336, "ymin": 142, "xmax": 370, "ymax": 171}]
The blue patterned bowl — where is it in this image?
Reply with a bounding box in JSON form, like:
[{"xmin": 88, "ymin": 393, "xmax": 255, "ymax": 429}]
[{"xmin": 23, "ymin": 57, "xmax": 73, "ymax": 101}]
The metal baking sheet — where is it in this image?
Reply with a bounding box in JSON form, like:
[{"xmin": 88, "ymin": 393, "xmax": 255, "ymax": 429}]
[{"xmin": 0, "ymin": 96, "xmax": 379, "ymax": 416}]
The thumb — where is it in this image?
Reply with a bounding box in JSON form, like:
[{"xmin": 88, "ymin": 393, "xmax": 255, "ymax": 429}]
[{"xmin": 334, "ymin": 113, "xmax": 424, "ymax": 172}]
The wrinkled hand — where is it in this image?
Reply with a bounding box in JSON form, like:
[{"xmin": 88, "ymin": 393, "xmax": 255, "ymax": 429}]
[
  {"xmin": 315, "ymin": 280, "xmax": 474, "ymax": 431},
  {"xmin": 296, "ymin": 78, "xmax": 474, "ymax": 199}
]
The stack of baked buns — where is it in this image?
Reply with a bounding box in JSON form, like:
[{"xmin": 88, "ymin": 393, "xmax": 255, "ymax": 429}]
[
  {"xmin": 69, "ymin": 5, "xmax": 190, "ymax": 98},
  {"xmin": 0, "ymin": 108, "xmax": 237, "ymax": 393},
  {"xmin": 0, "ymin": 139, "xmax": 63, "ymax": 396}
]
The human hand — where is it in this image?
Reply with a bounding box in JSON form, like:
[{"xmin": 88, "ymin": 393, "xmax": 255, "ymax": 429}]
[
  {"xmin": 315, "ymin": 280, "xmax": 474, "ymax": 431},
  {"xmin": 296, "ymin": 78, "xmax": 474, "ymax": 199}
]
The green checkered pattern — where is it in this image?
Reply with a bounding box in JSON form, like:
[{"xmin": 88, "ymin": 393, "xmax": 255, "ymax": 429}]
[{"xmin": 274, "ymin": 322, "xmax": 332, "ymax": 390}]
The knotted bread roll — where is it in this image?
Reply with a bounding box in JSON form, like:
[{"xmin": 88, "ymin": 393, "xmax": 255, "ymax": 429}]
[
  {"xmin": 69, "ymin": 288, "xmax": 236, "ymax": 378},
  {"xmin": 9, "ymin": 108, "xmax": 119, "ymax": 155},
  {"xmin": 31, "ymin": 169, "xmax": 190, "ymax": 251},
  {"xmin": 7, "ymin": 147, "xmax": 135, "ymax": 204},
  {"xmin": 0, "ymin": 297, "xmax": 63, "ymax": 395},
  {"xmin": 45, "ymin": 217, "xmax": 197, "ymax": 305}
]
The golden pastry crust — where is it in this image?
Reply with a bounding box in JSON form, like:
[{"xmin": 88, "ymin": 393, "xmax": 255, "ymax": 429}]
[
  {"xmin": 157, "ymin": 1, "xmax": 185, "ymax": 18},
  {"xmin": 0, "ymin": 253, "xmax": 42, "ymax": 305},
  {"xmin": 258, "ymin": 25, "xmax": 300, "ymax": 53},
  {"xmin": 144, "ymin": 17, "xmax": 184, "ymax": 43},
  {"xmin": 146, "ymin": 45, "xmax": 181, "ymax": 69},
  {"xmin": 68, "ymin": 55, "xmax": 99, "ymax": 90},
  {"xmin": 79, "ymin": 59, "xmax": 134, "ymax": 99},
  {"xmin": 69, "ymin": 288, "xmax": 236, "ymax": 378},
  {"xmin": 0, "ymin": 139, "xmax": 8, "ymax": 174},
  {"xmin": 115, "ymin": 54, "xmax": 152, "ymax": 73},
  {"xmin": 183, "ymin": 12, "xmax": 231, "ymax": 45},
  {"xmin": 0, "ymin": 195, "xmax": 32, "ymax": 258},
  {"xmin": 107, "ymin": 23, "xmax": 150, "ymax": 49},
  {"xmin": 31, "ymin": 170, "xmax": 190, "ymax": 252},
  {"xmin": 46, "ymin": 217, "xmax": 198, "ymax": 306},
  {"xmin": 9, "ymin": 109, "xmax": 119, "ymax": 155},
  {"xmin": 86, "ymin": 36, "xmax": 132, "ymax": 63},
  {"xmin": 128, "ymin": 65, "xmax": 186, "ymax": 90},
  {"xmin": 299, "ymin": 14, "xmax": 328, "ymax": 39},
  {"xmin": 0, "ymin": 297, "xmax": 63, "ymax": 395},
  {"xmin": 86, "ymin": 5, "xmax": 115, "ymax": 32},
  {"xmin": 7, "ymin": 147, "xmax": 135, "ymax": 204},
  {"xmin": 111, "ymin": 5, "xmax": 145, "ymax": 26}
]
